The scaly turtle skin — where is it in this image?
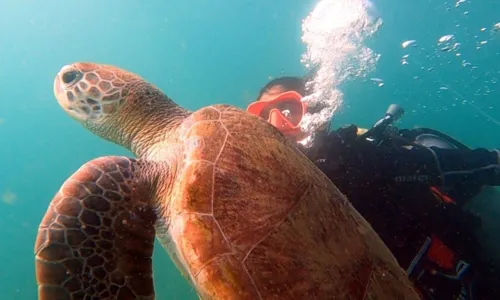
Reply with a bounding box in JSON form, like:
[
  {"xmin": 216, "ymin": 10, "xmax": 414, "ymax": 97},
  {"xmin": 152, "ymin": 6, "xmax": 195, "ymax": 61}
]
[{"xmin": 35, "ymin": 62, "xmax": 420, "ymax": 300}]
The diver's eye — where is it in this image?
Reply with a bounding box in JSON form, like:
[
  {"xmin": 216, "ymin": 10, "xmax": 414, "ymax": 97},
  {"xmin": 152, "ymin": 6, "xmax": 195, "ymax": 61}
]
[
  {"xmin": 281, "ymin": 109, "xmax": 291, "ymax": 117},
  {"xmin": 62, "ymin": 70, "xmax": 82, "ymax": 85}
]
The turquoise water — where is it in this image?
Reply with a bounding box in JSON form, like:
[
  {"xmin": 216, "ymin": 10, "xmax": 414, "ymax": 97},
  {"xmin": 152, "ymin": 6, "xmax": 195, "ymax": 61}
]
[{"xmin": 0, "ymin": 0, "xmax": 498, "ymax": 299}]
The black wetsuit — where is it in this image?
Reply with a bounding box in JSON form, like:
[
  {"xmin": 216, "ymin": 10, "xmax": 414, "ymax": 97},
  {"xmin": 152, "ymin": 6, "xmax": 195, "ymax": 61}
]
[{"xmin": 300, "ymin": 124, "xmax": 500, "ymax": 300}]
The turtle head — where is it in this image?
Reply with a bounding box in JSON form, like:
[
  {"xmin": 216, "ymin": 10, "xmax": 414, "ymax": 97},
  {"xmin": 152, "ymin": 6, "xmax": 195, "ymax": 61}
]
[
  {"xmin": 54, "ymin": 62, "xmax": 188, "ymax": 153},
  {"xmin": 54, "ymin": 63, "xmax": 132, "ymax": 123}
]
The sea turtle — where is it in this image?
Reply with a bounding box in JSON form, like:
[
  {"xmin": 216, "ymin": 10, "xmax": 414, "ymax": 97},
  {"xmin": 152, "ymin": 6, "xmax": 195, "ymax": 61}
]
[{"xmin": 35, "ymin": 62, "xmax": 420, "ymax": 300}]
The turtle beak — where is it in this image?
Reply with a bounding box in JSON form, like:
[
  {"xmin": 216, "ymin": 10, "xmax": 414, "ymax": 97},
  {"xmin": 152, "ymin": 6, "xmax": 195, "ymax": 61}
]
[
  {"xmin": 53, "ymin": 71, "xmax": 63, "ymax": 97},
  {"xmin": 53, "ymin": 65, "xmax": 89, "ymax": 123},
  {"xmin": 53, "ymin": 65, "xmax": 73, "ymax": 99},
  {"xmin": 53, "ymin": 69, "xmax": 69, "ymax": 110}
]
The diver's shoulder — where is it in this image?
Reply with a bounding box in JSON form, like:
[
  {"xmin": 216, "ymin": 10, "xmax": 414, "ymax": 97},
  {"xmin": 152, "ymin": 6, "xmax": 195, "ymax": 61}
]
[{"xmin": 313, "ymin": 124, "xmax": 359, "ymax": 151}]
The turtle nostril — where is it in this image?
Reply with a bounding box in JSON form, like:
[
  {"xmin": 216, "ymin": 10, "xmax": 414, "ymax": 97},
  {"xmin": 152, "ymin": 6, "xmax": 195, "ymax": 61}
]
[{"xmin": 61, "ymin": 70, "xmax": 82, "ymax": 85}]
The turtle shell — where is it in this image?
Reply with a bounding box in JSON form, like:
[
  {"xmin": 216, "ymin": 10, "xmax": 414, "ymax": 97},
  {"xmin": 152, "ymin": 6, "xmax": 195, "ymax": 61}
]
[{"xmin": 165, "ymin": 104, "xmax": 419, "ymax": 299}]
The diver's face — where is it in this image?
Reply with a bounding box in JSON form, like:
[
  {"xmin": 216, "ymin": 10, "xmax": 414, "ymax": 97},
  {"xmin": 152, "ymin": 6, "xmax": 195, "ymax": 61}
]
[
  {"xmin": 255, "ymin": 85, "xmax": 307, "ymax": 141},
  {"xmin": 257, "ymin": 85, "xmax": 288, "ymax": 102}
]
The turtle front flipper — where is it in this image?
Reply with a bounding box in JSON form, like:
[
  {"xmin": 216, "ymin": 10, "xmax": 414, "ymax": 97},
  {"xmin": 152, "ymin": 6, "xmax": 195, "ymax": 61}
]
[{"xmin": 35, "ymin": 156, "xmax": 165, "ymax": 300}]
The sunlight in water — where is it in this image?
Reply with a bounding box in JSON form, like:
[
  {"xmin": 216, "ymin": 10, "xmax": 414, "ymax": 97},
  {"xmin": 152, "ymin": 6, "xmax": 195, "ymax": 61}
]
[{"xmin": 1, "ymin": 189, "xmax": 17, "ymax": 205}]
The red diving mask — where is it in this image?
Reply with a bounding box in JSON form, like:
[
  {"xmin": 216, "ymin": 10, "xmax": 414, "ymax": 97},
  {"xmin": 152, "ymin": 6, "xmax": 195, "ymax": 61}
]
[{"xmin": 246, "ymin": 91, "xmax": 307, "ymax": 137}]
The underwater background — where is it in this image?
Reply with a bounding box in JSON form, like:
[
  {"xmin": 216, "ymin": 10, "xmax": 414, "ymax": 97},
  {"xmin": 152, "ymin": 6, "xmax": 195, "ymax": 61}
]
[{"xmin": 0, "ymin": 0, "xmax": 499, "ymax": 299}]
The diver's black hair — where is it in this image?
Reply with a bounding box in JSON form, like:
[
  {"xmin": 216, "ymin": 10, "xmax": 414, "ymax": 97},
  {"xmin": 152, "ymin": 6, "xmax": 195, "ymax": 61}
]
[{"xmin": 257, "ymin": 76, "xmax": 313, "ymax": 100}]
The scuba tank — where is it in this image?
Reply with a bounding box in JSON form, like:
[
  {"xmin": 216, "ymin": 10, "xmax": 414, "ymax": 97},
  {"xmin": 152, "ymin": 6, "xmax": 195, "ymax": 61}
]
[{"xmin": 360, "ymin": 104, "xmax": 406, "ymax": 145}]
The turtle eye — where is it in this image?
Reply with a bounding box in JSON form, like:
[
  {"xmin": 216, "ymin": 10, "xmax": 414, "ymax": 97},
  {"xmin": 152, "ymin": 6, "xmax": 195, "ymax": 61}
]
[{"xmin": 62, "ymin": 70, "xmax": 82, "ymax": 85}]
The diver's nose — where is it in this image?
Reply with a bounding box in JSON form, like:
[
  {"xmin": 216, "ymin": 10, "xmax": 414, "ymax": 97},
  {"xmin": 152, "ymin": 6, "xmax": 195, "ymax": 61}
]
[{"xmin": 268, "ymin": 109, "xmax": 288, "ymax": 128}]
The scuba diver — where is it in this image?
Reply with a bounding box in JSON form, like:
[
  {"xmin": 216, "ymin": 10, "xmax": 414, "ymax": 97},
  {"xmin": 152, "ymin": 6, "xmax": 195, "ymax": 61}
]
[{"xmin": 246, "ymin": 76, "xmax": 500, "ymax": 300}]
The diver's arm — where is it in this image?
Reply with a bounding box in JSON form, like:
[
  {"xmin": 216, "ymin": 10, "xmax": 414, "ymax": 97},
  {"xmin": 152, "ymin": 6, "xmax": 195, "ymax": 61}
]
[
  {"xmin": 308, "ymin": 124, "xmax": 500, "ymax": 188},
  {"xmin": 431, "ymin": 147, "xmax": 500, "ymax": 186},
  {"xmin": 379, "ymin": 145, "xmax": 500, "ymax": 187}
]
